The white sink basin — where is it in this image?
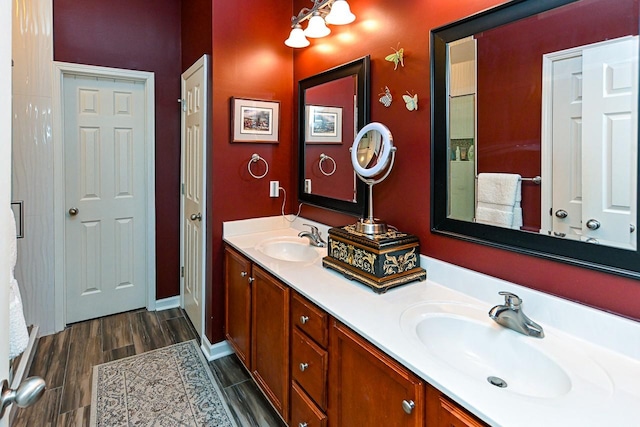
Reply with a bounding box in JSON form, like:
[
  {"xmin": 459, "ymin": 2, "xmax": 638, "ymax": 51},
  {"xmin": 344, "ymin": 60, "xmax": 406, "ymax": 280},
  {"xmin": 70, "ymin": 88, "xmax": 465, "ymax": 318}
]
[
  {"xmin": 256, "ymin": 237, "xmax": 322, "ymax": 263},
  {"xmin": 401, "ymin": 302, "xmax": 613, "ymax": 399}
]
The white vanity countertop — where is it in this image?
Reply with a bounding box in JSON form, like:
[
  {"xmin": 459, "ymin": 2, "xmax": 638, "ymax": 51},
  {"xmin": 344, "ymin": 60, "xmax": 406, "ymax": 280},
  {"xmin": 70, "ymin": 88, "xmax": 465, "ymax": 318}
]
[{"xmin": 223, "ymin": 216, "xmax": 640, "ymax": 426}]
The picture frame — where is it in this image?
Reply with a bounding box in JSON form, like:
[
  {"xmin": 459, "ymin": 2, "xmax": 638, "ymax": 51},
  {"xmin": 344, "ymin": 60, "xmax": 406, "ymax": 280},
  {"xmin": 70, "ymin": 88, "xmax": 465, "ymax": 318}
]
[
  {"xmin": 11, "ymin": 201, "xmax": 23, "ymax": 238},
  {"xmin": 305, "ymin": 105, "xmax": 343, "ymax": 144},
  {"xmin": 231, "ymin": 97, "xmax": 280, "ymax": 143}
]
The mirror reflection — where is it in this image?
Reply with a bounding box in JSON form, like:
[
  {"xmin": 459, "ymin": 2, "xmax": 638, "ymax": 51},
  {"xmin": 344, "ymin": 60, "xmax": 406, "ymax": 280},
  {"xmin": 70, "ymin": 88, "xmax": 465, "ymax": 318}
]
[
  {"xmin": 444, "ymin": 0, "xmax": 638, "ymax": 251},
  {"xmin": 432, "ymin": 0, "xmax": 640, "ymax": 278},
  {"xmin": 304, "ymin": 76, "xmax": 357, "ymax": 202},
  {"xmin": 298, "ymin": 56, "xmax": 369, "ymax": 216},
  {"xmin": 355, "ymin": 130, "xmax": 382, "ymax": 169}
]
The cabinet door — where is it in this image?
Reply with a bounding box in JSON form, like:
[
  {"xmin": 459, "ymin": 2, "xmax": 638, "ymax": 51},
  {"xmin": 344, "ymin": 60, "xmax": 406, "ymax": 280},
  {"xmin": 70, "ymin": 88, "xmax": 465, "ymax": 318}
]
[
  {"xmin": 328, "ymin": 320, "xmax": 424, "ymax": 427},
  {"xmin": 251, "ymin": 265, "xmax": 290, "ymax": 420},
  {"xmin": 426, "ymin": 384, "xmax": 487, "ymax": 427},
  {"xmin": 224, "ymin": 246, "xmax": 252, "ymax": 368}
]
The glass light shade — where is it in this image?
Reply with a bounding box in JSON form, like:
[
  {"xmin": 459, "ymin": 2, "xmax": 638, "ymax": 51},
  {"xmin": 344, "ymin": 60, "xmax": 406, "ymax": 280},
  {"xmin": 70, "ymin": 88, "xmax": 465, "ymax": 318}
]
[
  {"xmin": 325, "ymin": 0, "xmax": 356, "ymax": 25},
  {"xmin": 285, "ymin": 24, "xmax": 310, "ymax": 48},
  {"xmin": 304, "ymin": 12, "xmax": 331, "ymax": 38}
]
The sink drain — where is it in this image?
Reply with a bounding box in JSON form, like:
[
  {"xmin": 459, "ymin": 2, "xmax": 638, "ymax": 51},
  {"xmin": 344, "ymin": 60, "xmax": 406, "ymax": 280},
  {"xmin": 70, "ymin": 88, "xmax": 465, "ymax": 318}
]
[{"xmin": 487, "ymin": 376, "xmax": 508, "ymax": 388}]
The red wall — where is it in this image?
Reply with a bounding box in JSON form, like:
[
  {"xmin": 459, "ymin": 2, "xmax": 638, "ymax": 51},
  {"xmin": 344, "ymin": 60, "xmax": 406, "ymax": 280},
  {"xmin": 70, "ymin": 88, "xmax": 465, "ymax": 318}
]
[
  {"xmin": 53, "ymin": 0, "xmax": 182, "ymax": 300},
  {"xmin": 294, "ymin": 0, "xmax": 640, "ymax": 322},
  {"xmin": 181, "ymin": 0, "xmax": 212, "ymax": 71},
  {"xmin": 476, "ymin": 0, "xmax": 638, "ymax": 231},
  {"xmin": 207, "ymin": 1, "xmax": 295, "ymax": 341}
]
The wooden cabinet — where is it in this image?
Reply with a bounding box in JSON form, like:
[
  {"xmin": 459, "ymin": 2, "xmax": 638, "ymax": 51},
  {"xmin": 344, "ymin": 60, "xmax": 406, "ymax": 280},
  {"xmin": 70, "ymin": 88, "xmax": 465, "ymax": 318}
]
[
  {"xmin": 328, "ymin": 320, "xmax": 425, "ymax": 427},
  {"xmin": 251, "ymin": 265, "xmax": 290, "ymax": 419},
  {"xmin": 290, "ymin": 292, "xmax": 329, "ymax": 427},
  {"xmin": 426, "ymin": 384, "xmax": 488, "ymax": 427},
  {"xmin": 224, "ymin": 246, "xmax": 289, "ymax": 420},
  {"xmin": 226, "ymin": 245, "xmax": 489, "ymax": 427},
  {"xmin": 224, "ymin": 246, "xmax": 252, "ymax": 367}
]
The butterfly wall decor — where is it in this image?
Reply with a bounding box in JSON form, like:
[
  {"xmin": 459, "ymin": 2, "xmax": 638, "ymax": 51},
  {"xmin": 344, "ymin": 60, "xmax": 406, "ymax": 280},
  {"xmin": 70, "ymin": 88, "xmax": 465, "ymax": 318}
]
[
  {"xmin": 402, "ymin": 91, "xmax": 418, "ymax": 111},
  {"xmin": 379, "ymin": 86, "xmax": 392, "ymax": 107},
  {"xmin": 385, "ymin": 45, "xmax": 404, "ymax": 70}
]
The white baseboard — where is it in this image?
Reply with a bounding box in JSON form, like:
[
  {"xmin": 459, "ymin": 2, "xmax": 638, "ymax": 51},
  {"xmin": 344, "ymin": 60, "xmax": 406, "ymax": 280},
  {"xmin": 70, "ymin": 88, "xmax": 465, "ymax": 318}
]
[
  {"xmin": 155, "ymin": 296, "xmax": 180, "ymax": 311},
  {"xmin": 201, "ymin": 335, "xmax": 235, "ymax": 361}
]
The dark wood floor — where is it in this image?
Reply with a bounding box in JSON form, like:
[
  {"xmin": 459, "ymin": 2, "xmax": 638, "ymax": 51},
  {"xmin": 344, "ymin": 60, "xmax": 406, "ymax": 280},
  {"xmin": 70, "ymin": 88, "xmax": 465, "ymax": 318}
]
[{"xmin": 12, "ymin": 308, "xmax": 286, "ymax": 427}]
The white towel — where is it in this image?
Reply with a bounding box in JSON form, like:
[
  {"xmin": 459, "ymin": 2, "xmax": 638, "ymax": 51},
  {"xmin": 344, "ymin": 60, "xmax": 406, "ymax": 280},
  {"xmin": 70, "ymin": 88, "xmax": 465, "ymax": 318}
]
[
  {"xmin": 6, "ymin": 207, "xmax": 29, "ymax": 359},
  {"xmin": 476, "ymin": 173, "xmax": 523, "ymax": 229}
]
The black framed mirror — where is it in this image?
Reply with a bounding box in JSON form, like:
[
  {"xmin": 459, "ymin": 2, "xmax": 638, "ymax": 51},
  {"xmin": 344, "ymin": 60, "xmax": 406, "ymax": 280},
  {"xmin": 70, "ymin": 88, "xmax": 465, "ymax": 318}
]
[
  {"xmin": 298, "ymin": 56, "xmax": 370, "ymax": 216},
  {"xmin": 431, "ymin": 0, "xmax": 640, "ymax": 278}
]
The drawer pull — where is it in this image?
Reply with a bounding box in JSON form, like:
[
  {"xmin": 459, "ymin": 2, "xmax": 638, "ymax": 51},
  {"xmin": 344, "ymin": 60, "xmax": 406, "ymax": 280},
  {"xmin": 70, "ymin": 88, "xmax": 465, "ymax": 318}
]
[
  {"xmin": 300, "ymin": 315, "xmax": 309, "ymax": 325},
  {"xmin": 402, "ymin": 399, "xmax": 415, "ymax": 415},
  {"xmin": 299, "ymin": 362, "xmax": 309, "ymax": 372},
  {"xmin": 299, "ymin": 423, "xmax": 308, "ymax": 427}
]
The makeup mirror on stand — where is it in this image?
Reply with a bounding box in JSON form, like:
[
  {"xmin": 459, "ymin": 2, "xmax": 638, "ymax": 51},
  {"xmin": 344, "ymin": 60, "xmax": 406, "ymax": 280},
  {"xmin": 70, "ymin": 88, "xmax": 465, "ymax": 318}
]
[
  {"xmin": 323, "ymin": 122, "xmax": 425, "ymax": 293},
  {"xmin": 350, "ymin": 122, "xmax": 396, "ymax": 235}
]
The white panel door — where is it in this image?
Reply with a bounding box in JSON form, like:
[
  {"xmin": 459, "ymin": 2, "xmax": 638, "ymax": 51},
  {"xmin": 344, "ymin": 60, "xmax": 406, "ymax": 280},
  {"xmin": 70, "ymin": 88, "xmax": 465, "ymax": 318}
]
[
  {"xmin": 582, "ymin": 37, "xmax": 638, "ymax": 249},
  {"xmin": 551, "ymin": 54, "xmax": 584, "ymax": 238},
  {"xmin": 64, "ymin": 75, "xmax": 147, "ymax": 323},
  {"xmin": 1, "ymin": 2, "xmax": 11, "ymax": 422},
  {"xmin": 181, "ymin": 55, "xmax": 209, "ymax": 340}
]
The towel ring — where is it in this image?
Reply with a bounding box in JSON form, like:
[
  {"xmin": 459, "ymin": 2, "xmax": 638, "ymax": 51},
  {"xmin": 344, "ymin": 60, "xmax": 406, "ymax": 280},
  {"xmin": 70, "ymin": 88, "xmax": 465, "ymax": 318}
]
[
  {"xmin": 248, "ymin": 153, "xmax": 268, "ymax": 179},
  {"xmin": 319, "ymin": 153, "xmax": 336, "ymax": 176}
]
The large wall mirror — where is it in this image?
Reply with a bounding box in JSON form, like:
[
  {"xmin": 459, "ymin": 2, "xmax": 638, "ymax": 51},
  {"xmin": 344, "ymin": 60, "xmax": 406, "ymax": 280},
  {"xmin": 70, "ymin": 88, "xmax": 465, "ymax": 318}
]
[
  {"xmin": 298, "ymin": 56, "xmax": 370, "ymax": 216},
  {"xmin": 431, "ymin": 0, "xmax": 640, "ymax": 278}
]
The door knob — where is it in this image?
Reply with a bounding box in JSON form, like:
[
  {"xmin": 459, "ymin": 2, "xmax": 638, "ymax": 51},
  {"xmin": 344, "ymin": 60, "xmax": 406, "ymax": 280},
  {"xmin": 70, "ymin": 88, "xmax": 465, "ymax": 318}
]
[
  {"xmin": 0, "ymin": 377, "xmax": 46, "ymax": 418},
  {"xmin": 190, "ymin": 212, "xmax": 202, "ymax": 221},
  {"xmin": 68, "ymin": 207, "xmax": 79, "ymax": 216},
  {"xmin": 555, "ymin": 209, "xmax": 568, "ymax": 219},
  {"xmin": 586, "ymin": 219, "xmax": 601, "ymax": 230}
]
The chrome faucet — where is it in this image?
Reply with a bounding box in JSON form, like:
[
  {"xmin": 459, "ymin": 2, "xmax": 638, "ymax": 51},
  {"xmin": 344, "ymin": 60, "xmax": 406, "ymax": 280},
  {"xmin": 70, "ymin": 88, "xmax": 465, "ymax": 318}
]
[
  {"xmin": 489, "ymin": 291, "xmax": 544, "ymax": 338},
  {"xmin": 298, "ymin": 224, "xmax": 326, "ymax": 248}
]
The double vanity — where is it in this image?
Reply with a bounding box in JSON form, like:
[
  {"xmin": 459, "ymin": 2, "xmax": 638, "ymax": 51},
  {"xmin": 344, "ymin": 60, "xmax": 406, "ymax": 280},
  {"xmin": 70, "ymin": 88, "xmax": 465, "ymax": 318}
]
[{"xmin": 224, "ymin": 216, "xmax": 640, "ymax": 426}]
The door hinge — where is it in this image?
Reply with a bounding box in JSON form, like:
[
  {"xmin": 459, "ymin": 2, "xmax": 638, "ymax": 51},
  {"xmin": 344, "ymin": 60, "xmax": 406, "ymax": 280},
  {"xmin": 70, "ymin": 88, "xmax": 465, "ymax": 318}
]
[{"xmin": 181, "ymin": 266, "xmax": 184, "ymax": 278}]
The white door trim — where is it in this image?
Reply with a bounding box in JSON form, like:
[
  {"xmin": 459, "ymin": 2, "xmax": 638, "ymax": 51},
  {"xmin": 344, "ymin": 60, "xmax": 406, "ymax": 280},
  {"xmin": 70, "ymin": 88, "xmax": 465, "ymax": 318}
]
[
  {"xmin": 52, "ymin": 61, "xmax": 156, "ymax": 332},
  {"xmin": 180, "ymin": 54, "xmax": 209, "ymax": 341}
]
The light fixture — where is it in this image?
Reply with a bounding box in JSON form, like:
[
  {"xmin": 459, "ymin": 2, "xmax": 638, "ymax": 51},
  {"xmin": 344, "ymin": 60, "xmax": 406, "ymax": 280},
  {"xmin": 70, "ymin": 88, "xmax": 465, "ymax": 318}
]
[
  {"xmin": 304, "ymin": 12, "xmax": 331, "ymax": 38},
  {"xmin": 325, "ymin": 0, "xmax": 355, "ymax": 25},
  {"xmin": 285, "ymin": 24, "xmax": 310, "ymax": 48},
  {"xmin": 285, "ymin": 0, "xmax": 356, "ymax": 48}
]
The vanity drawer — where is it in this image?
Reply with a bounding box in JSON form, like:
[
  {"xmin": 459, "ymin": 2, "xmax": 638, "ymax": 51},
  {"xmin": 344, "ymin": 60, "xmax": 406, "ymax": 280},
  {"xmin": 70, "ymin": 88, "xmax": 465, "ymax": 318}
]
[
  {"xmin": 291, "ymin": 328, "xmax": 328, "ymax": 410},
  {"xmin": 291, "ymin": 381, "xmax": 327, "ymax": 427},
  {"xmin": 291, "ymin": 292, "xmax": 328, "ymax": 347}
]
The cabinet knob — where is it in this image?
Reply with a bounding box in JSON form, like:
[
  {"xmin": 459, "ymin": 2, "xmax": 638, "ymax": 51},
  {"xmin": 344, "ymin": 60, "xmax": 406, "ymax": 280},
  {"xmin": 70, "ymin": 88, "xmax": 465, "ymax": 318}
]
[
  {"xmin": 300, "ymin": 315, "xmax": 309, "ymax": 325},
  {"xmin": 402, "ymin": 399, "xmax": 415, "ymax": 415},
  {"xmin": 299, "ymin": 423, "xmax": 308, "ymax": 427},
  {"xmin": 299, "ymin": 362, "xmax": 309, "ymax": 372},
  {"xmin": 240, "ymin": 271, "xmax": 248, "ymax": 277},
  {"xmin": 248, "ymin": 277, "xmax": 255, "ymax": 284}
]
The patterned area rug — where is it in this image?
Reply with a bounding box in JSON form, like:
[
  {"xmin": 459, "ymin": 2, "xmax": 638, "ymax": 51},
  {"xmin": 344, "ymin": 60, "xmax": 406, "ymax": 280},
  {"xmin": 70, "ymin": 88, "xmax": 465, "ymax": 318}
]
[{"xmin": 90, "ymin": 340, "xmax": 237, "ymax": 426}]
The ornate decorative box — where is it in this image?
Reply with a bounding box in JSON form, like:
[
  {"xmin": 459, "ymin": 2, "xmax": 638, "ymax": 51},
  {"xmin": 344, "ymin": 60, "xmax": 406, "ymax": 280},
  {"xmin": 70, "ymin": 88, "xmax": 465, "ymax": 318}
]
[{"xmin": 322, "ymin": 224, "xmax": 426, "ymax": 293}]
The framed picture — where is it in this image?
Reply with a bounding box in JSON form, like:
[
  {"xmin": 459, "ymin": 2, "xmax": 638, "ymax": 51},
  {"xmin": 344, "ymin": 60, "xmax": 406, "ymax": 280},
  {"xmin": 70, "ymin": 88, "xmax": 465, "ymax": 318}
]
[
  {"xmin": 231, "ymin": 97, "xmax": 280, "ymax": 143},
  {"xmin": 305, "ymin": 105, "xmax": 343, "ymax": 144},
  {"xmin": 11, "ymin": 201, "xmax": 23, "ymax": 238}
]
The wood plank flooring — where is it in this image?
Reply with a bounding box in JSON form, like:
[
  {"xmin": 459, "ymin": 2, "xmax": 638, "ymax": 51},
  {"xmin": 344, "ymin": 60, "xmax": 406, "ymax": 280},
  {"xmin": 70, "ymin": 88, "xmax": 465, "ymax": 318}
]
[{"xmin": 12, "ymin": 308, "xmax": 286, "ymax": 427}]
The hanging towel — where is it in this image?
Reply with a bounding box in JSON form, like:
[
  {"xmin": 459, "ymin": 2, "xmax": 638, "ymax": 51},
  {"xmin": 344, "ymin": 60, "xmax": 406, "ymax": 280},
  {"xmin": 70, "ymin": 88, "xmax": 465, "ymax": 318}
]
[
  {"xmin": 476, "ymin": 173, "xmax": 523, "ymax": 229},
  {"xmin": 6, "ymin": 207, "xmax": 29, "ymax": 359}
]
